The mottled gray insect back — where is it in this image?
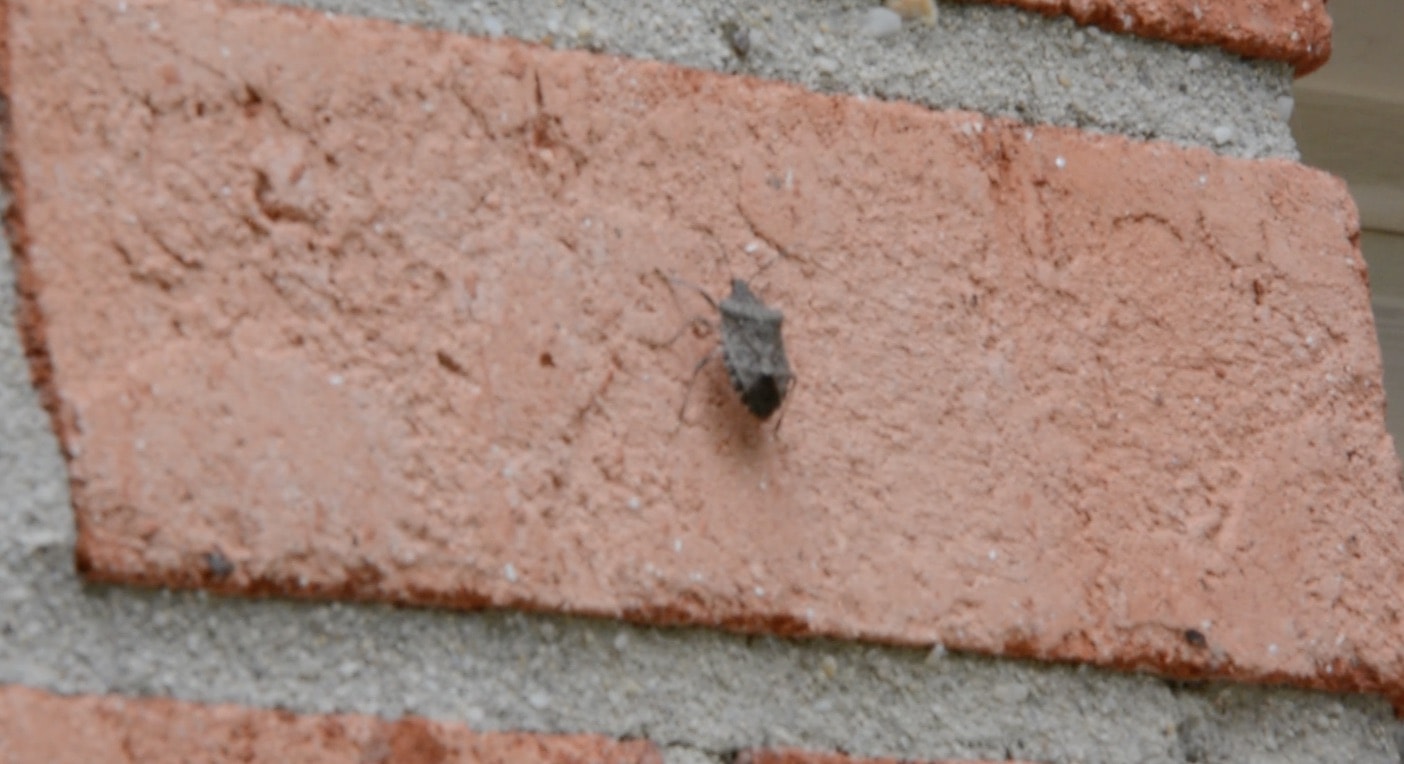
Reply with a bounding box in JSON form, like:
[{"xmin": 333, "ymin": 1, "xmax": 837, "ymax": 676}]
[{"xmin": 717, "ymin": 278, "xmax": 791, "ymax": 420}]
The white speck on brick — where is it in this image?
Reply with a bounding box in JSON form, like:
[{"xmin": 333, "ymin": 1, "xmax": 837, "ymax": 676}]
[
  {"xmin": 328, "ymin": 374, "xmax": 344, "ymax": 386},
  {"xmin": 1268, "ymin": 643, "xmax": 1279, "ymax": 655},
  {"xmin": 744, "ymin": 240, "xmax": 760, "ymax": 254},
  {"xmin": 503, "ymin": 563, "xmax": 518, "ymax": 582},
  {"xmin": 754, "ymin": 586, "xmax": 765, "ymax": 597},
  {"xmin": 673, "ymin": 538, "xmax": 683, "ymax": 552},
  {"xmin": 626, "ymin": 496, "xmax": 641, "ymax": 511},
  {"xmin": 1054, "ymin": 156, "xmax": 1066, "ymax": 169},
  {"xmin": 1197, "ymin": 174, "xmax": 1208, "ymax": 186},
  {"xmin": 988, "ymin": 549, "xmax": 998, "ymax": 561}
]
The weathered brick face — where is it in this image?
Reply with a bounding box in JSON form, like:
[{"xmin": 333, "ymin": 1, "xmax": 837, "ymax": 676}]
[
  {"xmin": 0, "ymin": 685, "xmax": 664, "ymax": 763},
  {"xmin": 9, "ymin": 0, "xmax": 1401, "ymax": 705},
  {"xmin": 984, "ymin": 0, "xmax": 1331, "ymax": 74}
]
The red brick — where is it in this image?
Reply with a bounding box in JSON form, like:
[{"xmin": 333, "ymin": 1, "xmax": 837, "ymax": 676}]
[
  {"xmin": 738, "ymin": 749, "xmax": 1037, "ymax": 764},
  {"xmin": 7, "ymin": 0, "xmax": 1403, "ymax": 701},
  {"xmin": 989, "ymin": 0, "xmax": 1330, "ymax": 76},
  {"xmin": 0, "ymin": 684, "xmax": 662, "ymax": 764}
]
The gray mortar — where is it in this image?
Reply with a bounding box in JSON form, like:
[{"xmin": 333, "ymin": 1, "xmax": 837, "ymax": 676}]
[
  {"xmin": 265, "ymin": 0, "xmax": 1298, "ymax": 159},
  {"xmin": 0, "ymin": 245, "xmax": 1398, "ymax": 764}
]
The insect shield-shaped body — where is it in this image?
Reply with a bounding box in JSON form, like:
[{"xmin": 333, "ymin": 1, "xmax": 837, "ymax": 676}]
[
  {"xmin": 657, "ymin": 269, "xmax": 794, "ymax": 424},
  {"xmin": 716, "ymin": 278, "xmax": 792, "ymax": 419}
]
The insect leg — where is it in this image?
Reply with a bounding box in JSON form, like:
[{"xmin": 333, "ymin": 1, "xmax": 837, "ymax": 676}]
[
  {"xmin": 679, "ymin": 346, "xmax": 723, "ymax": 424},
  {"xmin": 658, "ymin": 316, "xmax": 713, "ymax": 348},
  {"xmin": 652, "ymin": 267, "xmax": 718, "ymax": 346},
  {"xmin": 772, "ymin": 372, "xmax": 798, "ymax": 435}
]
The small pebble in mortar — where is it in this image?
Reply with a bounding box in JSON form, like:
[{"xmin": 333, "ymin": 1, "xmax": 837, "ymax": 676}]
[
  {"xmin": 886, "ymin": 0, "xmax": 937, "ymax": 24},
  {"xmin": 859, "ymin": 7, "xmax": 903, "ymax": 38}
]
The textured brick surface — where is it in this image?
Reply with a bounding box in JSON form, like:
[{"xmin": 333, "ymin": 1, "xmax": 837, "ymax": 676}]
[
  {"xmin": 7, "ymin": 0, "xmax": 1403, "ymax": 701},
  {"xmin": 990, "ymin": 0, "xmax": 1331, "ymax": 75},
  {"xmin": 0, "ymin": 685, "xmax": 661, "ymax": 763}
]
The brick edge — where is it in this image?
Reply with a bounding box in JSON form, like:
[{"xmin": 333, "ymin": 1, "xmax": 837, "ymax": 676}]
[{"xmin": 986, "ymin": 0, "xmax": 1331, "ymax": 76}]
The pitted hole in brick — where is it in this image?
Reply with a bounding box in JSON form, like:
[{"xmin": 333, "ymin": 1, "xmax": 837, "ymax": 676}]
[{"xmin": 436, "ymin": 351, "xmax": 467, "ymax": 376}]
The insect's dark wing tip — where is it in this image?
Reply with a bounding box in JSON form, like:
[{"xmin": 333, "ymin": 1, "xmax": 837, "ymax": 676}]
[{"xmin": 740, "ymin": 375, "xmax": 785, "ymax": 419}]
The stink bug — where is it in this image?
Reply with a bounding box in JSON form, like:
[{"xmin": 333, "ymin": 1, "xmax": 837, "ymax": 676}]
[{"xmin": 657, "ymin": 269, "xmax": 794, "ymax": 423}]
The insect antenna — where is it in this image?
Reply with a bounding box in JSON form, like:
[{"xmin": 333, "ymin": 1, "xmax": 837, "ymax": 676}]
[{"xmin": 655, "ymin": 267, "xmax": 719, "ymax": 310}]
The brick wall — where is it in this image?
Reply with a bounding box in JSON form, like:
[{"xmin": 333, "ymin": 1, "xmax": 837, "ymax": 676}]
[{"xmin": 1, "ymin": 0, "xmax": 1399, "ymax": 762}]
